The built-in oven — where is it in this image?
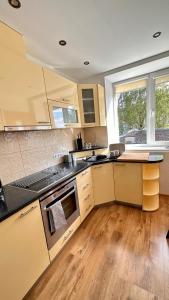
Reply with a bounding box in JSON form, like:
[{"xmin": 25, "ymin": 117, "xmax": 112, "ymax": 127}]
[
  {"xmin": 48, "ymin": 100, "xmax": 80, "ymax": 128},
  {"xmin": 40, "ymin": 177, "xmax": 79, "ymax": 250}
]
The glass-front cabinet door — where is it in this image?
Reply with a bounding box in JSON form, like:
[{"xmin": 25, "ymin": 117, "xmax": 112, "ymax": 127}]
[
  {"xmin": 78, "ymin": 84, "xmax": 100, "ymax": 127},
  {"xmin": 48, "ymin": 100, "xmax": 80, "ymax": 128}
]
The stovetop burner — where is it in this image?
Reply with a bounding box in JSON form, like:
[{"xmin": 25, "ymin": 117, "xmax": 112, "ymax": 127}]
[{"xmin": 10, "ymin": 166, "xmax": 74, "ymax": 192}]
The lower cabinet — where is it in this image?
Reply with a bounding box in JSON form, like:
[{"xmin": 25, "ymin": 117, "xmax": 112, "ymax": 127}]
[
  {"xmin": 92, "ymin": 163, "xmax": 115, "ymax": 205},
  {"xmin": 114, "ymin": 162, "xmax": 142, "ymax": 205},
  {"xmin": 0, "ymin": 201, "xmax": 50, "ymax": 300},
  {"xmin": 76, "ymin": 167, "xmax": 94, "ymax": 221}
]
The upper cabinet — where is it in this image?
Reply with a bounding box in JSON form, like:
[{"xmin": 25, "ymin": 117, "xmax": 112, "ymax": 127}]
[
  {"xmin": 48, "ymin": 100, "xmax": 81, "ymax": 128},
  {"xmin": 78, "ymin": 84, "xmax": 106, "ymax": 127},
  {"xmin": 0, "ymin": 22, "xmax": 50, "ymax": 129},
  {"xmin": 43, "ymin": 68, "xmax": 78, "ymax": 106}
]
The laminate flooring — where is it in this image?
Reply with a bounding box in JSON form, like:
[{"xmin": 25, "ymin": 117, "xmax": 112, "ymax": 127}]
[{"xmin": 25, "ymin": 196, "xmax": 169, "ymax": 300}]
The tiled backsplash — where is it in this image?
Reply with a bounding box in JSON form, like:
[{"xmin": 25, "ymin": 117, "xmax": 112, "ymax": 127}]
[
  {"xmin": 0, "ymin": 128, "xmax": 83, "ymax": 184},
  {"xmin": 83, "ymin": 126, "xmax": 108, "ymax": 147}
]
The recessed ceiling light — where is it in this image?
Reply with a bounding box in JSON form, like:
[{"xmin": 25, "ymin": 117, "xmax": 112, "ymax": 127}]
[
  {"xmin": 84, "ymin": 61, "xmax": 90, "ymax": 65},
  {"xmin": 59, "ymin": 40, "xmax": 67, "ymax": 46},
  {"xmin": 153, "ymin": 31, "xmax": 161, "ymax": 38},
  {"xmin": 8, "ymin": 0, "xmax": 21, "ymax": 8}
]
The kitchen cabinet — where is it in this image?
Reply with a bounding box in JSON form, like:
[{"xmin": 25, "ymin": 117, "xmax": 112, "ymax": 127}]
[
  {"xmin": 114, "ymin": 163, "xmax": 142, "ymax": 205},
  {"xmin": 0, "ymin": 22, "xmax": 50, "ymax": 129},
  {"xmin": 143, "ymin": 163, "xmax": 160, "ymax": 211},
  {"xmin": 92, "ymin": 163, "xmax": 115, "ymax": 204},
  {"xmin": 48, "ymin": 99, "xmax": 81, "ymax": 128},
  {"xmin": 0, "ymin": 201, "xmax": 50, "ymax": 300},
  {"xmin": 76, "ymin": 167, "xmax": 94, "ymax": 221},
  {"xmin": 43, "ymin": 68, "xmax": 78, "ymax": 106},
  {"xmin": 78, "ymin": 84, "xmax": 106, "ymax": 127}
]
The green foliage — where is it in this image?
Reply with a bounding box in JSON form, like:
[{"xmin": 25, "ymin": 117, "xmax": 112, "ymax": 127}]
[
  {"xmin": 118, "ymin": 84, "xmax": 169, "ymax": 135},
  {"xmin": 155, "ymin": 86, "xmax": 169, "ymax": 128},
  {"xmin": 118, "ymin": 88, "xmax": 146, "ymax": 135}
]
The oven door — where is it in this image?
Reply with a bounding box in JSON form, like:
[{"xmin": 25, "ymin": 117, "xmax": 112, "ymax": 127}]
[
  {"xmin": 48, "ymin": 100, "xmax": 80, "ymax": 128},
  {"xmin": 40, "ymin": 179, "xmax": 79, "ymax": 250}
]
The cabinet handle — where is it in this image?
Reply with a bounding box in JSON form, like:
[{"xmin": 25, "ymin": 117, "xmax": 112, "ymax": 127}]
[
  {"xmin": 37, "ymin": 121, "xmax": 50, "ymax": 124},
  {"xmin": 115, "ymin": 163, "xmax": 126, "ymax": 166},
  {"xmin": 84, "ymin": 194, "xmax": 91, "ymax": 201},
  {"xmin": 63, "ymin": 99, "xmax": 70, "ymax": 102},
  {"xmin": 82, "ymin": 170, "xmax": 88, "ymax": 176},
  {"xmin": 18, "ymin": 205, "xmax": 37, "ymax": 219},
  {"xmin": 63, "ymin": 229, "xmax": 73, "ymax": 242},
  {"xmin": 83, "ymin": 183, "xmax": 89, "ymax": 190},
  {"xmin": 94, "ymin": 166, "xmax": 102, "ymax": 169}
]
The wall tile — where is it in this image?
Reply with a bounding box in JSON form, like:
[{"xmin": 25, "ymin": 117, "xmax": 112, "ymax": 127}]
[
  {"xmin": 0, "ymin": 128, "xmax": 84, "ymax": 184},
  {"xmin": 0, "ymin": 132, "xmax": 20, "ymax": 155},
  {"xmin": 0, "ymin": 152, "xmax": 25, "ymax": 184},
  {"xmin": 18, "ymin": 131, "xmax": 45, "ymax": 151},
  {"xmin": 21, "ymin": 148, "xmax": 51, "ymax": 176},
  {"xmin": 84, "ymin": 126, "xmax": 108, "ymax": 146}
]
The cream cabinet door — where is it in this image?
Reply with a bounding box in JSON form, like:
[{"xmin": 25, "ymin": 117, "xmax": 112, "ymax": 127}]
[
  {"xmin": 48, "ymin": 100, "xmax": 81, "ymax": 129},
  {"xmin": 0, "ymin": 201, "xmax": 50, "ymax": 300},
  {"xmin": 78, "ymin": 84, "xmax": 100, "ymax": 127},
  {"xmin": 43, "ymin": 68, "xmax": 78, "ymax": 105},
  {"xmin": 92, "ymin": 163, "xmax": 115, "ymax": 204},
  {"xmin": 114, "ymin": 163, "xmax": 142, "ymax": 205},
  {"xmin": 0, "ymin": 22, "xmax": 50, "ymax": 127}
]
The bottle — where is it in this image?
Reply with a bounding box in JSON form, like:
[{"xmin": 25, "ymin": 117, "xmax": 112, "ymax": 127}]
[
  {"xmin": 76, "ymin": 133, "xmax": 83, "ymax": 150},
  {"xmin": 0, "ymin": 179, "xmax": 5, "ymax": 202},
  {"xmin": 0, "ymin": 179, "xmax": 3, "ymax": 194}
]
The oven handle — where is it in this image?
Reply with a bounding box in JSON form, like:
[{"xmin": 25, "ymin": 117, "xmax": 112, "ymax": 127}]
[{"xmin": 44, "ymin": 188, "xmax": 76, "ymax": 211}]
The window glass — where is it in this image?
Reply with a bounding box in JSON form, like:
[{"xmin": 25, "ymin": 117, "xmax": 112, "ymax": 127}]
[
  {"xmin": 115, "ymin": 79, "xmax": 147, "ymax": 144},
  {"xmin": 155, "ymin": 75, "xmax": 169, "ymax": 141}
]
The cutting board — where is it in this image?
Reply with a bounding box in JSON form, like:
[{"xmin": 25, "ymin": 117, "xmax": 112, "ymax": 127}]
[{"xmin": 117, "ymin": 152, "xmax": 149, "ymax": 161}]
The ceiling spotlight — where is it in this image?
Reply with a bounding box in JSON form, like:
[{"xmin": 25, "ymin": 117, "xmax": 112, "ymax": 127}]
[
  {"xmin": 59, "ymin": 40, "xmax": 67, "ymax": 46},
  {"xmin": 153, "ymin": 31, "xmax": 161, "ymax": 38},
  {"xmin": 8, "ymin": 0, "xmax": 21, "ymax": 8},
  {"xmin": 84, "ymin": 61, "xmax": 90, "ymax": 65}
]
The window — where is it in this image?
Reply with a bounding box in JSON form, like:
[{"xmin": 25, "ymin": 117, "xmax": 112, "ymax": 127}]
[
  {"xmin": 115, "ymin": 79, "xmax": 147, "ymax": 144},
  {"xmin": 155, "ymin": 75, "xmax": 169, "ymax": 142},
  {"xmin": 112, "ymin": 69, "xmax": 169, "ymax": 146}
]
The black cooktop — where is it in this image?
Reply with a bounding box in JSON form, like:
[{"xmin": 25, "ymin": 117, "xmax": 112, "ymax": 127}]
[{"xmin": 10, "ymin": 166, "xmax": 74, "ymax": 192}]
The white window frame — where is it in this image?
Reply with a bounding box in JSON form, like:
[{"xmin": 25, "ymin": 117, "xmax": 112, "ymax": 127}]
[{"xmin": 110, "ymin": 68, "xmax": 169, "ymax": 147}]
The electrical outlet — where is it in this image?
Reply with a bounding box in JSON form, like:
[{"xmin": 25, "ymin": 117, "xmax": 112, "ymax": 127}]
[
  {"xmin": 53, "ymin": 152, "xmax": 66, "ymax": 159},
  {"xmin": 53, "ymin": 153, "xmax": 60, "ymax": 159}
]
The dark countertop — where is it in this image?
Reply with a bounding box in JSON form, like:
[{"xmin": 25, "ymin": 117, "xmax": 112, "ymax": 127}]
[
  {"xmin": 69, "ymin": 146, "xmax": 107, "ymax": 153},
  {"xmin": 0, "ymin": 154, "xmax": 163, "ymax": 223}
]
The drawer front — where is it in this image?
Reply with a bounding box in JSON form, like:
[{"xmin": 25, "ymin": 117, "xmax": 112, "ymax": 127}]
[
  {"xmin": 76, "ymin": 168, "xmax": 92, "ymax": 187},
  {"xmin": 49, "ymin": 217, "xmax": 81, "ymax": 261},
  {"xmin": 80, "ymin": 192, "xmax": 94, "ymax": 221},
  {"xmin": 80, "ymin": 195, "xmax": 93, "ymax": 221},
  {"xmin": 77, "ymin": 181, "xmax": 93, "ymax": 200}
]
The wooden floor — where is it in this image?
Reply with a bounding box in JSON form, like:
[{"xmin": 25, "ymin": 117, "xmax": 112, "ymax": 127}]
[{"xmin": 25, "ymin": 196, "xmax": 169, "ymax": 300}]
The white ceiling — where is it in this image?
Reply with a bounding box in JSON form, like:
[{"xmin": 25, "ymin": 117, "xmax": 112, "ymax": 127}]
[{"xmin": 0, "ymin": 0, "xmax": 169, "ymax": 82}]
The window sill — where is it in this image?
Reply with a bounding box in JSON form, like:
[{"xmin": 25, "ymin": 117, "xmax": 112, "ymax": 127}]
[{"xmin": 125, "ymin": 145, "xmax": 169, "ymax": 152}]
